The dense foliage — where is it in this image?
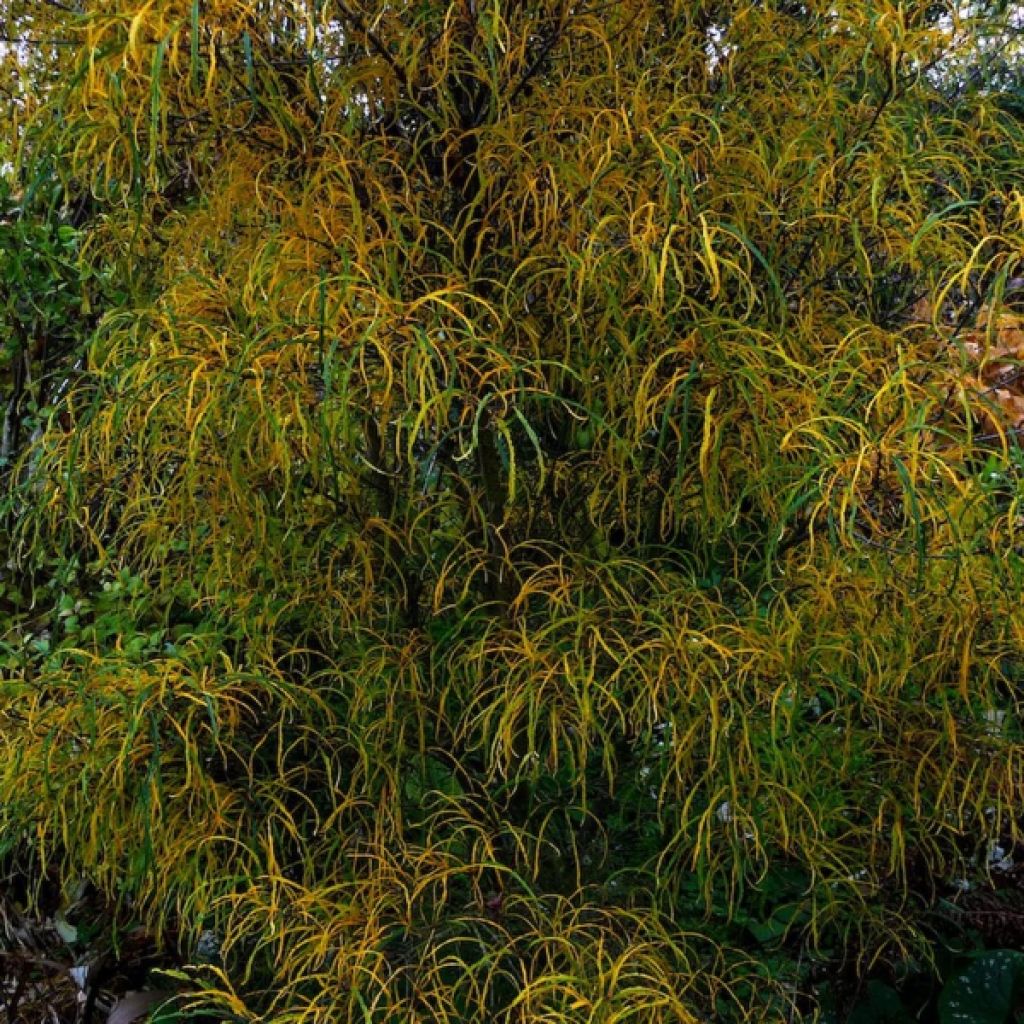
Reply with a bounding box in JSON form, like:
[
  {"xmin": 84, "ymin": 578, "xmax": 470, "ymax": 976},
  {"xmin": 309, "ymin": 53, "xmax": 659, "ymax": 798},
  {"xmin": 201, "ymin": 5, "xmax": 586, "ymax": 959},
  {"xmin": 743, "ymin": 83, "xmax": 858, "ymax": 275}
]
[{"xmin": 2, "ymin": 1, "xmax": 1024, "ymax": 1020}]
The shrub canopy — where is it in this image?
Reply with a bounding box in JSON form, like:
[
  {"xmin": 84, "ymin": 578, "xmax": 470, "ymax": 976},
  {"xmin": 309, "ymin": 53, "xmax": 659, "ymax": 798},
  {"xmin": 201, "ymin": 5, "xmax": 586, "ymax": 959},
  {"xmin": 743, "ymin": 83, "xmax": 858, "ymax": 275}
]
[{"xmin": 2, "ymin": 1, "xmax": 1024, "ymax": 1020}]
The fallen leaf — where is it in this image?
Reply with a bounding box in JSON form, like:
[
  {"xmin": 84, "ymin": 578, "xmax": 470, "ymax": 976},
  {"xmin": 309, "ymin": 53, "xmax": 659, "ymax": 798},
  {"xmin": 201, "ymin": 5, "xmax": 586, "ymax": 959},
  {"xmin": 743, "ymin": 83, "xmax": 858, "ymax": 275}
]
[{"xmin": 106, "ymin": 990, "xmax": 170, "ymax": 1024}]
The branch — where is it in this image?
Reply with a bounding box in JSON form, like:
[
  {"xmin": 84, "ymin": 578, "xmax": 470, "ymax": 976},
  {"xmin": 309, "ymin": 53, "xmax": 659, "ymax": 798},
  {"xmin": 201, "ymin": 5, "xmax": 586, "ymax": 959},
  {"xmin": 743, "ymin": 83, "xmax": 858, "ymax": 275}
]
[{"xmin": 332, "ymin": 2, "xmax": 409, "ymax": 87}]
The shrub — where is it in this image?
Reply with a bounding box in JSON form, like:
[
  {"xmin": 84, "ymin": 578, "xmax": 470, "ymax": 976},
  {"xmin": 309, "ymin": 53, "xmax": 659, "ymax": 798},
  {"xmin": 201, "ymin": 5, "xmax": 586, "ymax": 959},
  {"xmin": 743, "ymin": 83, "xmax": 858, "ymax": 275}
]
[{"xmin": 2, "ymin": 1, "xmax": 1024, "ymax": 1020}]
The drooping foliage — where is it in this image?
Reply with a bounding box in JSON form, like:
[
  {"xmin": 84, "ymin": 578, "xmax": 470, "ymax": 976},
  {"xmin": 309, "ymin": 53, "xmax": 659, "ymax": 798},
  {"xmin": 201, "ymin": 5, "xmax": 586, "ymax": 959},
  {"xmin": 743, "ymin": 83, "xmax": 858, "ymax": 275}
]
[{"xmin": 2, "ymin": 1, "xmax": 1024, "ymax": 1020}]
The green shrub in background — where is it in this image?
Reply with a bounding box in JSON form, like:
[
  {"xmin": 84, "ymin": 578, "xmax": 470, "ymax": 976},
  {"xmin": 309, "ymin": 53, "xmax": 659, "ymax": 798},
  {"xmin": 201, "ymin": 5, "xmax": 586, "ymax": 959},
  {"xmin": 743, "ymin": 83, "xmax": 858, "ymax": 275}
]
[{"xmin": 2, "ymin": 1, "xmax": 1024, "ymax": 1020}]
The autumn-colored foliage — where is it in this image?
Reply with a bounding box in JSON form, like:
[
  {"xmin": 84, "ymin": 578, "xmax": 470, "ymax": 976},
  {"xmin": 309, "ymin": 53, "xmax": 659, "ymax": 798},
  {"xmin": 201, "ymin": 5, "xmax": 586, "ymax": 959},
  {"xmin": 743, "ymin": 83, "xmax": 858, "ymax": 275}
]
[
  {"xmin": 959, "ymin": 307, "xmax": 1024, "ymax": 430},
  {"xmin": 2, "ymin": 1, "xmax": 1024, "ymax": 1020}
]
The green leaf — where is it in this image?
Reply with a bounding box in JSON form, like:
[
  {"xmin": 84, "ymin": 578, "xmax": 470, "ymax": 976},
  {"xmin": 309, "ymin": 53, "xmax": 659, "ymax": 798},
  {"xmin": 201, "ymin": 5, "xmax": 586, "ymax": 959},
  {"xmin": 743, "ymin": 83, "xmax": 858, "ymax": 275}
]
[
  {"xmin": 53, "ymin": 910, "xmax": 78, "ymax": 945},
  {"xmin": 848, "ymin": 981, "xmax": 915, "ymax": 1024},
  {"xmin": 940, "ymin": 950, "xmax": 1024, "ymax": 1024}
]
